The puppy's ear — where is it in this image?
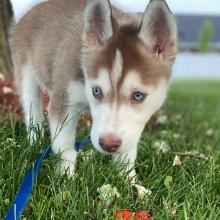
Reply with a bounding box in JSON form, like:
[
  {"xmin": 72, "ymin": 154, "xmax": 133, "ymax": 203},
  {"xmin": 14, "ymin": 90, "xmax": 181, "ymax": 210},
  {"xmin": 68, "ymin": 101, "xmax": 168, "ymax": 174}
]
[
  {"xmin": 139, "ymin": 0, "xmax": 177, "ymax": 62},
  {"xmin": 82, "ymin": 0, "xmax": 113, "ymax": 49}
]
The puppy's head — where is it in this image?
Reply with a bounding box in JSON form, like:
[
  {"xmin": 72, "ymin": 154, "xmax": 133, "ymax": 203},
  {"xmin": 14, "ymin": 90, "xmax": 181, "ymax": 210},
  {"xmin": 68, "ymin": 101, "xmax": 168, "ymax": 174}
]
[{"xmin": 81, "ymin": 0, "xmax": 177, "ymax": 154}]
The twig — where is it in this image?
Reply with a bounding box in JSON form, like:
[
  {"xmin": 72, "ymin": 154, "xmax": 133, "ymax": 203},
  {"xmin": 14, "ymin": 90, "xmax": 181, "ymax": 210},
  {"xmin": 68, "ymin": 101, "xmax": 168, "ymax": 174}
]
[{"xmin": 172, "ymin": 152, "xmax": 207, "ymax": 160}]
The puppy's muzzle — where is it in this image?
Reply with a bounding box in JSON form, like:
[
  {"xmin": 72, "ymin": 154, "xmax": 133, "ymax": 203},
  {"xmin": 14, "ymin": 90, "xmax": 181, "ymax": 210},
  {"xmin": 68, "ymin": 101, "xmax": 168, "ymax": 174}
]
[{"xmin": 99, "ymin": 134, "xmax": 121, "ymax": 153}]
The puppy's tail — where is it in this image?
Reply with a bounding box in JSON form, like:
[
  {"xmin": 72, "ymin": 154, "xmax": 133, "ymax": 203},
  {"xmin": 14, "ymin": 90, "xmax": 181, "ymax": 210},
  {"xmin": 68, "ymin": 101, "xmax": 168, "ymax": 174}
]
[{"xmin": 10, "ymin": 0, "xmax": 47, "ymax": 23}]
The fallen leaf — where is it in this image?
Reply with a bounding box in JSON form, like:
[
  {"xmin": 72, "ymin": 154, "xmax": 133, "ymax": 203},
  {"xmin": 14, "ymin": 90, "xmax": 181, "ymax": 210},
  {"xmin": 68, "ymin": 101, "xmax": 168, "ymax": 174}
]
[
  {"xmin": 61, "ymin": 190, "xmax": 71, "ymax": 202},
  {"xmin": 170, "ymin": 114, "xmax": 182, "ymax": 123},
  {"xmin": 0, "ymin": 79, "xmax": 21, "ymax": 121},
  {"xmin": 153, "ymin": 141, "xmax": 171, "ymax": 154},
  {"xmin": 173, "ymin": 133, "xmax": 181, "ymax": 139},
  {"xmin": 164, "ymin": 176, "xmax": 173, "ymax": 190},
  {"xmin": 134, "ymin": 211, "xmax": 151, "ymax": 220},
  {"xmin": 134, "ymin": 185, "xmax": 152, "ymax": 200},
  {"xmin": 115, "ymin": 210, "xmax": 151, "ymax": 220},
  {"xmin": 4, "ymin": 198, "xmax": 10, "ymax": 206},
  {"xmin": 173, "ymin": 155, "xmax": 182, "ymax": 166},
  {"xmin": 115, "ymin": 210, "xmax": 133, "ymax": 220},
  {"xmin": 97, "ymin": 184, "xmax": 120, "ymax": 207},
  {"xmin": 171, "ymin": 204, "xmax": 178, "ymax": 218}
]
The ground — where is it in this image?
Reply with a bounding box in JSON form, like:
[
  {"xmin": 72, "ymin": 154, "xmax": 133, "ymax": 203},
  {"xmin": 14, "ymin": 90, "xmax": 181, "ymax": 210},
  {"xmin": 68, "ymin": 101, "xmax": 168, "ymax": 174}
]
[{"xmin": 0, "ymin": 80, "xmax": 220, "ymax": 219}]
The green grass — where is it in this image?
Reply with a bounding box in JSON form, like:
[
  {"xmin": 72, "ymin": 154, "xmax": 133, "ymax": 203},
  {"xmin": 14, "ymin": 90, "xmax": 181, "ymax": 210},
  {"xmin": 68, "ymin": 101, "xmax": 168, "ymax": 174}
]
[{"xmin": 1, "ymin": 80, "xmax": 220, "ymax": 219}]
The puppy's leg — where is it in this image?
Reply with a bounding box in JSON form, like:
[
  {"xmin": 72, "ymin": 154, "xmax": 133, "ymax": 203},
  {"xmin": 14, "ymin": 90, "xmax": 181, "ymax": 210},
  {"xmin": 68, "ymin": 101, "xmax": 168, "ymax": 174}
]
[
  {"xmin": 19, "ymin": 63, "xmax": 44, "ymax": 141},
  {"xmin": 113, "ymin": 148, "xmax": 137, "ymax": 184},
  {"xmin": 49, "ymin": 92, "xmax": 79, "ymax": 176}
]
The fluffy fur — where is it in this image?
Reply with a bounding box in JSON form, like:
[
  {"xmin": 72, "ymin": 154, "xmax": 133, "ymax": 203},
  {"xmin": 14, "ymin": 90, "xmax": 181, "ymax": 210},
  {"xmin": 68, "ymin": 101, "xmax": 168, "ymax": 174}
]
[{"xmin": 11, "ymin": 0, "xmax": 177, "ymax": 181}]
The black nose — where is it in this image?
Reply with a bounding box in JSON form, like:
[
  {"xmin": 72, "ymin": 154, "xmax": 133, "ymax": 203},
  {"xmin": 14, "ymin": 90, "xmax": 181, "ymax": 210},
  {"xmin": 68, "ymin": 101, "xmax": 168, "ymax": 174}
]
[{"xmin": 99, "ymin": 134, "xmax": 122, "ymax": 153}]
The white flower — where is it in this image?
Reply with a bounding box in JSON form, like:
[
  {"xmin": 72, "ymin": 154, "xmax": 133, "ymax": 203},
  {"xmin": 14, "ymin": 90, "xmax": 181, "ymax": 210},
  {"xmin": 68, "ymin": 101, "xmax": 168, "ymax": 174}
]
[
  {"xmin": 173, "ymin": 155, "xmax": 182, "ymax": 166},
  {"xmin": 206, "ymin": 129, "xmax": 213, "ymax": 137},
  {"xmin": 97, "ymin": 184, "xmax": 120, "ymax": 207},
  {"xmin": 161, "ymin": 130, "xmax": 168, "ymax": 135},
  {"xmin": 135, "ymin": 184, "xmax": 152, "ymax": 200},
  {"xmin": 6, "ymin": 138, "xmax": 13, "ymax": 142},
  {"xmin": 156, "ymin": 115, "xmax": 168, "ymax": 125},
  {"xmin": 173, "ymin": 133, "xmax": 181, "ymax": 139},
  {"xmin": 153, "ymin": 141, "xmax": 171, "ymax": 153},
  {"xmin": 171, "ymin": 114, "xmax": 182, "ymax": 122},
  {"xmin": 2, "ymin": 86, "xmax": 13, "ymax": 94},
  {"xmin": 6, "ymin": 138, "xmax": 17, "ymax": 146}
]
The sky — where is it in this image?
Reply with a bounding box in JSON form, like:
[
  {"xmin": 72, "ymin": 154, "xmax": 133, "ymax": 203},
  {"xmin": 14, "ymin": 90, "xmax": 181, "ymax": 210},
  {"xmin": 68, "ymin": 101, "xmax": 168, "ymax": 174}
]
[
  {"xmin": 111, "ymin": 0, "xmax": 220, "ymax": 15},
  {"xmin": 11, "ymin": 0, "xmax": 220, "ymax": 22},
  {"xmin": 10, "ymin": 0, "xmax": 220, "ymax": 78}
]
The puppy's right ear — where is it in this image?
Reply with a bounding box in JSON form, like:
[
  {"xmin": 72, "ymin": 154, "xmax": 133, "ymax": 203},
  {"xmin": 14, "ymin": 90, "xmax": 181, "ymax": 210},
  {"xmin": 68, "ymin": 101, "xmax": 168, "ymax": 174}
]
[{"xmin": 82, "ymin": 0, "xmax": 113, "ymax": 49}]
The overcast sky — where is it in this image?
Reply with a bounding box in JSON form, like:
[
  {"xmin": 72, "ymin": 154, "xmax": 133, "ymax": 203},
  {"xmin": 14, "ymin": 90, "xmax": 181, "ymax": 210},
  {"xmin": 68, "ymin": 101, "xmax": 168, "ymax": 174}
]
[
  {"xmin": 11, "ymin": 0, "xmax": 220, "ymax": 22},
  {"xmin": 111, "ymin": 0, "xmax": 220, "ymax": 15}
]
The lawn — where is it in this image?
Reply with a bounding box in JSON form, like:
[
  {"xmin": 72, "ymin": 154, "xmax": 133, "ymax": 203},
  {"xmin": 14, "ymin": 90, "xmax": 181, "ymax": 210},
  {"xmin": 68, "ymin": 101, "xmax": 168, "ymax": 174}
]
[{"xmin": 1, "ymin": 80, "xmax": 220, "ymax": 219}]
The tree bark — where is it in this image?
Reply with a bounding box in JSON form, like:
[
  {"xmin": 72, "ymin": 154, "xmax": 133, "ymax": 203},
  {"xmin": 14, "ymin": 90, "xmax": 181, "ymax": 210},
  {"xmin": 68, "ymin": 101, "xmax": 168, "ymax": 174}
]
[{"xmin": 0, "ymin": 0, "xmax": 13, "ymax": 79}]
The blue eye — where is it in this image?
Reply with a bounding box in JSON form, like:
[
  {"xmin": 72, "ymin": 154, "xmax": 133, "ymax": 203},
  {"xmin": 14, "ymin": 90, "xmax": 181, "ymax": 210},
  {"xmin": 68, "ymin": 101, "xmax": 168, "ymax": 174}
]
[
  {"xmin": 132, "ymin": 92, "xmax": 146, "ymax": 103},
  {"xmin": 92, "ymin": 87, "xmax": 103, "ymax": 99}
]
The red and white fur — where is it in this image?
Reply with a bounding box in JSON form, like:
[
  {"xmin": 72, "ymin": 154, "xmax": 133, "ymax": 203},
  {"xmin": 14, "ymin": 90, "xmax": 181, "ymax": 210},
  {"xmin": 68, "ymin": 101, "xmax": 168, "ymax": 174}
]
[{"xmin": 11, "ymin": 0, "xmax": 177, "ymax": 182}]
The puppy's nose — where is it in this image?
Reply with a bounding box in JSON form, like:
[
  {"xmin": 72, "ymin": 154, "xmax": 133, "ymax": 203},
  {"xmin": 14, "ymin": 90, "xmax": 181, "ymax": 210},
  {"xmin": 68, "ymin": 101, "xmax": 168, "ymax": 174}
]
[{"xmin": 99, "ymin": 134, "xmax": 121, "ymax": 153}]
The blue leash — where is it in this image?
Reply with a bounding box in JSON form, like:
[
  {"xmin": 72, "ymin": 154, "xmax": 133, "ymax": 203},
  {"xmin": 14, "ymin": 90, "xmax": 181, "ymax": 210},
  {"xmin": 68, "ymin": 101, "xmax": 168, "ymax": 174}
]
[{"xmin": 4, "ymin": 135, "xmax": 90, "ymax": 220}]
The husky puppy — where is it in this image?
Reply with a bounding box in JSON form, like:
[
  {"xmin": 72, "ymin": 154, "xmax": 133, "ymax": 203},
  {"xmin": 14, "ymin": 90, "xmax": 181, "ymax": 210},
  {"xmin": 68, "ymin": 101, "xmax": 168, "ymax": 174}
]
[{"xmin": 11, "ymin": 0, "xmax": 177, "ymax": 181}]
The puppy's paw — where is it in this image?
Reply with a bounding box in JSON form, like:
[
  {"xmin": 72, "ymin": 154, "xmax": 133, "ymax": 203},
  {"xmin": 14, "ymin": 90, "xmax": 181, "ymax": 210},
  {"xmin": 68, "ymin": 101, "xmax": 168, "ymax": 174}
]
[{"xmin": 57, "ymin": 160, "xmax": 76, "ymax": 177}]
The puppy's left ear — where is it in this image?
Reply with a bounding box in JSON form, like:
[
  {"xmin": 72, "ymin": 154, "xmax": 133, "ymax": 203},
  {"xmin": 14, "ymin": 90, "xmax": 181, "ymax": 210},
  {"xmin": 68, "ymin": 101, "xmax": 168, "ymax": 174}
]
[{"xmin": 139, "ymin": 0, "xmax": 177, "ymax": 62}]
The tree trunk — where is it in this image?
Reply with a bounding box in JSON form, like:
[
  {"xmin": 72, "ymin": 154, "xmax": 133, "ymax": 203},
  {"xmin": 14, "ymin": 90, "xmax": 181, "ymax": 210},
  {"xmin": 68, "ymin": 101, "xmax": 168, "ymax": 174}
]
[{"xmin": 0, "ymin": 0, "xmax": 13, "ymax": 79}]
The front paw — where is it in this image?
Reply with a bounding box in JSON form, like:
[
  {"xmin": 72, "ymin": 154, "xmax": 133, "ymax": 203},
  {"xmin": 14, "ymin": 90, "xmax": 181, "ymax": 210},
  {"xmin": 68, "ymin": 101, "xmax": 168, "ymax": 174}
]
[
  {"xmin": 115, "ymin": 162, "xmax": 137, "ymax": 184},
  {"xmin": 57, "ymin": 159, "xmax": 76, "ymax": 177},
  {"xmin": 125, "ymin": 168, "xmax": 137, "ymax": 185}
]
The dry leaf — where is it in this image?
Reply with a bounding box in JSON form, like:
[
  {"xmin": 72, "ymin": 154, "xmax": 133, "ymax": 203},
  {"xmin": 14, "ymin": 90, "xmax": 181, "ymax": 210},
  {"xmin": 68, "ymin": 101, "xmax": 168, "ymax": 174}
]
[
  {"xmin": 173, "ymin": 133, "xmax": 181, "ymax": 139},
  {"xmin": 61, "ymin": 190, "xmax": 71, "ymax": 202},
  {"xmin": 164, "ymin": 176, "xmax": 173, "ymax": 190},
  {"xmin": 97, "ymin": 184, "xmax": 120, "ymax": 207},
  {"xmin": 135, "ymin": 185, "xmax": 152, "ymax": 200},
  {"xmin": 153, "ymin": 141, "xmax": 171, "ymax": 154},
  {"xmin": 171, "ymin": 114, "xmax": 182, "ymax": 123},
  {"xmin": 173, "ymin": 155, "xmax": 182, "ymax": 166}
]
